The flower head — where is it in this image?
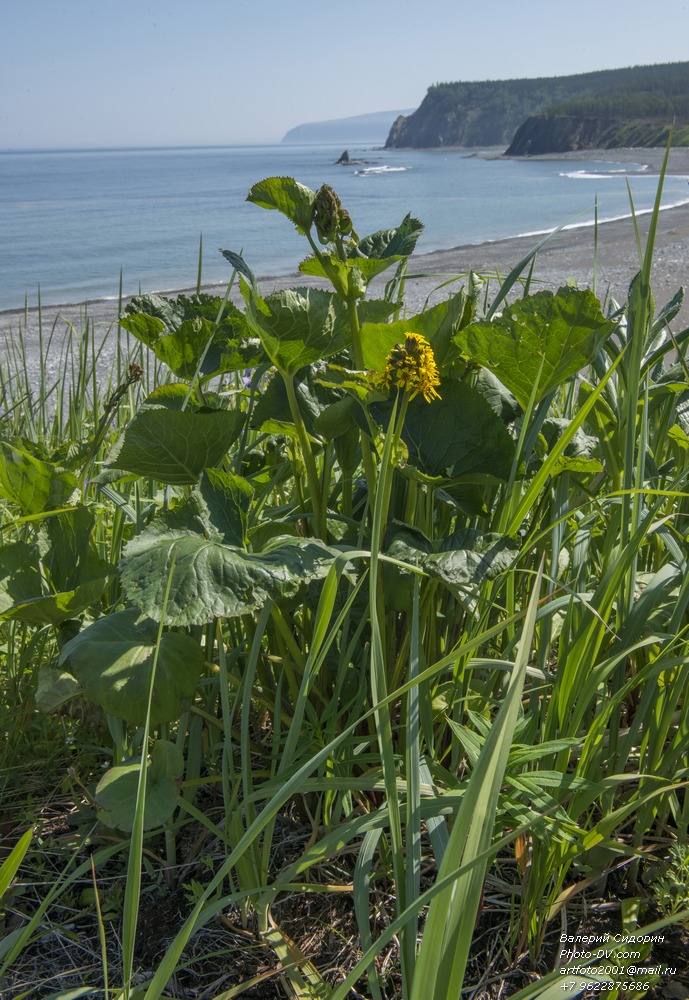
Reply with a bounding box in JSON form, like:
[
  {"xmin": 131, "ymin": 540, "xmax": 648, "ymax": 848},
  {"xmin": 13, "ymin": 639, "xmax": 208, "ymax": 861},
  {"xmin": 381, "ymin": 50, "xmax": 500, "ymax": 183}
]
[
  {"xmin": 312, "ymin": 184, "xmax": 352, "ymax": 244},
  {"xmin": 375, "ymin": 333, "xmax": 441, "ymax": 403}
]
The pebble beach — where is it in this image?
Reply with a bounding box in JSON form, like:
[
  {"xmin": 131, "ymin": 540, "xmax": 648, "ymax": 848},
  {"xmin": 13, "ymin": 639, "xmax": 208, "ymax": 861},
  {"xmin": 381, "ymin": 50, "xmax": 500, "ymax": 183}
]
[{"xmin": 2, "ymin": 147, "xmax": 688, "ymax": 387}]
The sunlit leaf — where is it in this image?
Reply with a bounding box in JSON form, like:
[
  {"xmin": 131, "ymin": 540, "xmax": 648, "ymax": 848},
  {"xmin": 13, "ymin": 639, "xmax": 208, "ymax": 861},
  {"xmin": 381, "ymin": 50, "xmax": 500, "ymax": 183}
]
[
  {"xmin": 246, "ymin": 176, "xmax": 315, "ymax": 234},
  {"xmin": 349, "ymin": 214, "xmax": 424, "ymax": 260},
  {"xmin": 106, "ymin": 385, "xmax": 245, "ymax": 485},
  {"xmin": 361, "ymin": 291, "xmax": 467, "ymax": 371},
  {"xmin": 119, "ymin": 528, "xmax": 340, "ymax": 625},
  {"xmin": 120, "ymin": 293, "xmax": 264, "ymax": 379},
  {"xmin": 454, "ymin": 287, "xmax": 616, "ymax": 409},
  {"xmin": 0, "ymin": 441, "xmax": 76, "ymax": 515},
  {"xmin": 242, "ymin": 284, "xmax": 351, "ymax": 377}
]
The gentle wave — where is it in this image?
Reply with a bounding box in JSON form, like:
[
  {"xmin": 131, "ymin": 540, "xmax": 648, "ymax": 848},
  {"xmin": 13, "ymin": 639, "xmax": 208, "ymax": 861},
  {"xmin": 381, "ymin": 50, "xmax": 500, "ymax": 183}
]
[
  {"xmin": 354, "ymin": 165, "xmax": 409, "ymax": 175},
  {"xmin": 509, "ymin": 196, "xmax": 689, "ymax": 240},
  {"xmin": 560, "ymin": 165, "xmax": 652, "ymax": 180}
]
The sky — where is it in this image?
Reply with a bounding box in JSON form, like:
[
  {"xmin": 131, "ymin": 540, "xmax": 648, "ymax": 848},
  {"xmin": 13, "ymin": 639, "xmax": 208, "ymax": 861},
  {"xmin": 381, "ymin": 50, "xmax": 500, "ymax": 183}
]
[{"xmin": 2, "ymin": 0, "xmax": 689, "ymax": 150}]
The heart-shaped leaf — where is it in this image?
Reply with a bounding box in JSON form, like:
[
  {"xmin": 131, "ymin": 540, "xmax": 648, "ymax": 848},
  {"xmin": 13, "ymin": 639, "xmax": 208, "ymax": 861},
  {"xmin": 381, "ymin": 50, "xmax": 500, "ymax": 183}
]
[
  {"xmin": 106, "ymin": 386, "xmax": 245, "ymax": 485},
  {"xmin": 59, "ymin": 608, "xmax": 205, "ymax": 723},
  {"xmin": 371, "ymin": 381, "xmax": 515, "ymax": 483},
  {"xmin": 95, "ymin": 740, "xmax": 184, "ymax": 831},
  {"xmin": 119, "ymin": 528, "xmax": 339, "ymax": 625}
]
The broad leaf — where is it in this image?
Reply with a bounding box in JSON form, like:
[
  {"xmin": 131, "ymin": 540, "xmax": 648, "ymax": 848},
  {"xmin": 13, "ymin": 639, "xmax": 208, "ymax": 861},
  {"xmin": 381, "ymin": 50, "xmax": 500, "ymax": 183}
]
[
  {"xmin": 371, "ymin": 382, "xmax": 515, "ymax": 482},
  {"xmin": 474, "ymin": 369, "xmax": 520, "ymax": 422},
  {"xmin": 387, "ymin": 526, "xmax": 519, "ymax": 587},
  {"xmin": 38, "ymin": 505, "xmax": 111, "ymax": 593},
  {"xmin": 0, "ymin": 580, "xmax": 109, "ymax": 626},
  {"xmin": 59, "ymin": 608, "xmax": 205, "ymax": 723},
  {"xmin": 299, "ymin": 254, "xmax": 401, "ymax": 284},
  {"xmin": 454, "ymin": 287, "xmax": 616, "ymax": 409},
  {"xmin": 120, "ymin": 294, "xmax": 264, "ymax": 379},
  {"xmin": 158, "ymin": 470, "xmax": 253, "ymax": 547},
  {"xmin": 35, "ymin": 668, "xmax": 82, "ymax": 713},
  {"xmin": 119, "ymin": 528, "xmax": 339, "ymax": 625},
  {"xmin": 246, "ymin": 177, "xmax": 315, "ymax": 234},
  {"xmin": 360, "ymin": 291, "xmax": 467, "ymax": 371},
  {"xmin": 95, "ymin": 740, "xmax": 184, "ymax": 832},
  {"xmin": 106, "ymin": 386, "xmax": 245, "ymax": 485},
  {"xmin": 251, "ymin": 368, "xmax": 343, "ymax": 436},
  {"xmin": 0, "ymin": 508, "xmax": 112, "ymax": 624},
  {"xmin": 0, "ymin": 541, "xmax": 42, "ymax": 614},
  {"xmin": 349, "ymin": 214, "xmax": 424, "ymax": 260},
  {"xmin": 0, "ymin": 441, "xmax": 76, "ymax": 515},
  {"xmin": 242, "ymin": 284, "xmax": 351, "ymax": 377}
]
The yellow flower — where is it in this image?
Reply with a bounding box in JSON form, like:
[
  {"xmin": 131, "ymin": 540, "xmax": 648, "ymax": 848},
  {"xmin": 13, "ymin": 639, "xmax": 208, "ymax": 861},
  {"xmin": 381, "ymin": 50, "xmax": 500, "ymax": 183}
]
[{"xmin": 375, "ymin": 333, "xmax": 441, "ymax": 403}]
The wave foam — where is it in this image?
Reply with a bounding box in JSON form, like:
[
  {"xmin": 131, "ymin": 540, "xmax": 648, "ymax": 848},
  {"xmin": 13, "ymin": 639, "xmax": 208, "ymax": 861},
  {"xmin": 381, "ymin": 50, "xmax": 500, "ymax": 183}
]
[
  {"xmin": 510, "ymin": 197, "xmax": 689, "ymax": 240},
  {"xmin": 560, "ymin": 164, "xmax": 652, "ymax": 180},
  {"xmin": 354, "ymin": 165, "xmax": 408, "ymax": 175}
]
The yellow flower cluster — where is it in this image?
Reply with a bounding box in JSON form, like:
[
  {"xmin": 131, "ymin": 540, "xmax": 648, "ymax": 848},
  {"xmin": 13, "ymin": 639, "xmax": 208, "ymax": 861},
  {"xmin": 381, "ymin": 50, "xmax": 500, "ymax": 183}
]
[{"xmin": 375, "ymin": 333, "xmax": 441, "ymax": 403}]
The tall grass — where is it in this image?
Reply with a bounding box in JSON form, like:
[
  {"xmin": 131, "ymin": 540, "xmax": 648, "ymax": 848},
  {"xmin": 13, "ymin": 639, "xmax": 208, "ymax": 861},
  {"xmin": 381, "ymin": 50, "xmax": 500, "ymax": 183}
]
[{"xmin": 1, "ymin": 157, "xmax": 689, "ymax": 1000}]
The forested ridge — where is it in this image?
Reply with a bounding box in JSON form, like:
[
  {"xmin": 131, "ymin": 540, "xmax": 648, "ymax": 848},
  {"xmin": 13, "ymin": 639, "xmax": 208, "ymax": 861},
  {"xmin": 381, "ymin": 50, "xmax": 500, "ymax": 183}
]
[{"xmin": 385, "ymin": 61, "xmax": 689, "ymax": 150}]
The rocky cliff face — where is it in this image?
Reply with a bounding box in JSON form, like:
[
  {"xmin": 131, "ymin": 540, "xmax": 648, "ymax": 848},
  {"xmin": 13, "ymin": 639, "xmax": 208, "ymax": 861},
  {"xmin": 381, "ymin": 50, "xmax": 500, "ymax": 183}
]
[
  {"xmin": 505, "ymin": 116, "xmax": 618, "ymax": 154},
  {"xmin": 384, "ymin": 64, "xmax": 689, "ymax": 151},
  {"xmin": 385, "ymin": 101, "xmax": 527, "ymax": 149},
  {"xmin": 505, "ymin": 115, "xmax": 686, "ymax": 154}
]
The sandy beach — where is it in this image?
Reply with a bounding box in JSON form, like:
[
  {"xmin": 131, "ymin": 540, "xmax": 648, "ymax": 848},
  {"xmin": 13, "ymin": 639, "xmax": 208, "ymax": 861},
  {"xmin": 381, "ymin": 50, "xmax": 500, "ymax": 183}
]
[{"xmin": 2, "ymin": 147, "xmax": 688, "ymax": 387}]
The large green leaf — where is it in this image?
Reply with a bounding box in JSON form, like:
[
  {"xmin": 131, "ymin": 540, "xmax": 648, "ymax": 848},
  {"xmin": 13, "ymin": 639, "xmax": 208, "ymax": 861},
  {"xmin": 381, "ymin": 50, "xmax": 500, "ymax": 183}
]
[
  {"xmin": 59, "ymin": 608, "xmax": 205, "ymax": 723},
  {"xmin": 454, "ymin": 287, "xmax": 616, "ymax": 409},
  {"xmin": 251, "ymin": 367, "xmax": 345, "ymax": 437},
  {"xmin": 119, "ymin": 528, "xmax": 339, "ymax": 625},
  {"xmin": 299, "ymin": 254, "xmax": 399, "ymax": 285},
  {"xmin": 95, "ymin": 740, "xmax": 184, "ymax": 831},
  {"xmin": 106, "ymin": 385, "xmax": 245, "ymax": 485},
  {"xmin": 371, "ymin": 381, "xmax": 515, "ymax": 482},
  {"xmin": 0, "ymin": 508, "xmax": 110, "ymax": 624},
  {"xmin": 386, "ymin": 526, "xmax": 519, "ymax": 587},
  {"xmin": 242, "ymin": 284, "xmax": 351, "ymax": 377},
  {"xmin": 35, "ymin": 667, "xmax": 82, "ymax": 714},
  {"xmin": 155, "ymin": 469, "xmax": 253, "ymax": 547},
  {"xmin": 349, "ymin": 214, "xmax": 424, "ymax": 260},
  {"xmin": 0, "ymin": 541, "xmax": 42, "ymax": 614},
  {"xmin": 0, "ymin": 580, "xmax": 109, "ymax": 626},
  {"xmin": 246, "ymin": 177, "xmax": 315, "ymax": 234},
  {"xmin": 298, "ymin": 212, "xmax": 426, "ymax": 289},
  {"xmin": 38, "ymin": 505, "xmax": 111, "ymax": 593},
  {"xmin": 360, "ymin": 290, "xmax": 467, "ymax": 371},
  {"xmin": 120, "ymin": 294, "xmax": 264, "ymax": 379},
  {"xmin": 0, "ymin": 441, "xmax": 76, "ymax": 515}
]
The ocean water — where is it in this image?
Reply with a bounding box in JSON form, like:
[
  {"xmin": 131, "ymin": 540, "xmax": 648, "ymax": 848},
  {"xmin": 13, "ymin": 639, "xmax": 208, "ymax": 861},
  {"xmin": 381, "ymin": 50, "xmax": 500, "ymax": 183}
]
[{"xmin": 1, "ymin": 143, "xmax": 688, "ymax": 313}]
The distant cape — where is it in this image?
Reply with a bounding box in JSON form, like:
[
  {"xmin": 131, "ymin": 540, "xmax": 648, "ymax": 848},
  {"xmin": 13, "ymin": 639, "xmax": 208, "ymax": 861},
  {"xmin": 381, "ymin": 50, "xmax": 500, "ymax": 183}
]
[{"xmin": 281, "ymin": 110, "xmax": 415, "ymax": 146}]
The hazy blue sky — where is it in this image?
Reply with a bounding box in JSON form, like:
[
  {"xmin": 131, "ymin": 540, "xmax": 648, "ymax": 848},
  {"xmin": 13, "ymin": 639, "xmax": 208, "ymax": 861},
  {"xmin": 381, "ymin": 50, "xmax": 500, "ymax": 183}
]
[{"xmin": 2, "ymin": 0, "xmax": 688, "ymax": 149}]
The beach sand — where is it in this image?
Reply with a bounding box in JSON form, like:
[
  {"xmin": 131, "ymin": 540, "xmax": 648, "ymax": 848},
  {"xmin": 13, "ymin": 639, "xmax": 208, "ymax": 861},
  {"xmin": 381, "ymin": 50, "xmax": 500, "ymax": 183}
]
[{"xmin": 2, "ymin": 147, "xmax": 688, "ymax": 388}]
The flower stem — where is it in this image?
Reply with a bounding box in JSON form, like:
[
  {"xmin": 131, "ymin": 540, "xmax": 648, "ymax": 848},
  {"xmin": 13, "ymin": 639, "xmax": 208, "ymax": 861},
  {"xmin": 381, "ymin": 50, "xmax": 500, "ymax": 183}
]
[{"xmin": 282, "ymin": 372, "xmax": 326, "ymax": 540}]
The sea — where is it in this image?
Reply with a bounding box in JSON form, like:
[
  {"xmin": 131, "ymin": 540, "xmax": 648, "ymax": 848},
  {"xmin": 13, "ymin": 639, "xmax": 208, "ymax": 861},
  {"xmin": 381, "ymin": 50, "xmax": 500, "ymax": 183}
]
[{"xmin": 1, "ymin": 143, "xmax": 689, "ymax": 314}]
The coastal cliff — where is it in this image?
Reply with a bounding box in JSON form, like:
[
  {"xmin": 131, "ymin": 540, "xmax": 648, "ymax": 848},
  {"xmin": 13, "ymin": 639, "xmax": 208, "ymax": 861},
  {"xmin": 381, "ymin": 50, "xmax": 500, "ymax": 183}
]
[
  {"xmin": 384, "ymin": 79, "xmax": 565, "ymax": 148},
  {"xmin": 385, "ymin": 62, "xmax": 689, "ymax": 151},
  {"xmin": 505, "ymin": 115, "xmax": 689, "ymax": 154}
]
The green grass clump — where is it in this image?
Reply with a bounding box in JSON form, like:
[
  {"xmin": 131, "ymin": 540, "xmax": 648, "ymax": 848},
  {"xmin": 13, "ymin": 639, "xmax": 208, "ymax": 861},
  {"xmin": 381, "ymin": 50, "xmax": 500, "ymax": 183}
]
[{"xmin": 1, "ymin": 155, "xmax": 689, "ymax": 1000}]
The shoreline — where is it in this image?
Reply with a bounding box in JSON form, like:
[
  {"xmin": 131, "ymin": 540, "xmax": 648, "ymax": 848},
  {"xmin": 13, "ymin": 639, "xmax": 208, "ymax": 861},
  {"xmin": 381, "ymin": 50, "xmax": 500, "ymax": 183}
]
[{"xmin": 2, "ymin": 161, "xmax": 688, "ymax": 383}]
